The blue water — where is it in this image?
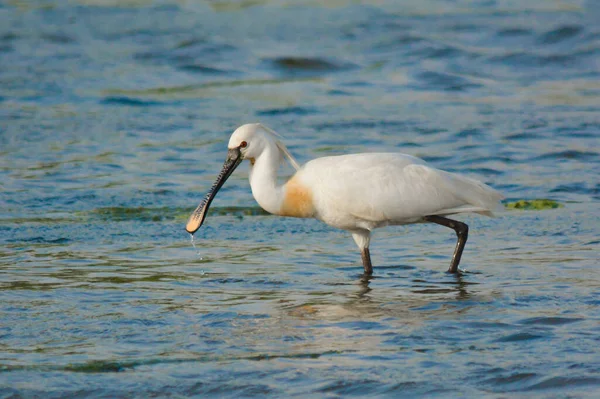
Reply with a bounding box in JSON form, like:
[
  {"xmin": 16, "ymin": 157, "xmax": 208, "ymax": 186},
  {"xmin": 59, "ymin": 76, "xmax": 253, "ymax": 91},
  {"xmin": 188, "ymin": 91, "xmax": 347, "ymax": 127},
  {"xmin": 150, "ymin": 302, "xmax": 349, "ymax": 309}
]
[{"xmin": 1, "ymin": 0, "xmax": 600, "ymax": 397}]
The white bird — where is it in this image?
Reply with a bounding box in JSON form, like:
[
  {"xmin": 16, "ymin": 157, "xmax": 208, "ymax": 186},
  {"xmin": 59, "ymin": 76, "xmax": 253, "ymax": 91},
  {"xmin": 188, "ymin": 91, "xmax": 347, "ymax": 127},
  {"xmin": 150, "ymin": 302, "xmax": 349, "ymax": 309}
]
[{"xmin": 186, "ymin": 123, "xmax": 504, "ymax": 274}]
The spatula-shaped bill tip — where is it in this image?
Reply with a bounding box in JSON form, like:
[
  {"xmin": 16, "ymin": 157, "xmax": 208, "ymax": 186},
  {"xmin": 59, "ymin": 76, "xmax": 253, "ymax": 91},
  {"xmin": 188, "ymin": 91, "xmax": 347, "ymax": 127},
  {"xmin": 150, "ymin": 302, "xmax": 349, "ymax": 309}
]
[{"xmin": 185, "ymin": 201, "xmax": 207, "ymax": 234}]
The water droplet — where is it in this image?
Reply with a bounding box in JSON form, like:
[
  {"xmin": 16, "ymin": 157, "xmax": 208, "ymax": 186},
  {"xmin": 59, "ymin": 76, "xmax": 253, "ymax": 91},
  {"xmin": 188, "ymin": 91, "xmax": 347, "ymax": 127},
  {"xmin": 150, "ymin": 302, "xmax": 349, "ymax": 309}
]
[{"xmin": 190, "ymin": 234, "xmax": 204, "ymax": 259}]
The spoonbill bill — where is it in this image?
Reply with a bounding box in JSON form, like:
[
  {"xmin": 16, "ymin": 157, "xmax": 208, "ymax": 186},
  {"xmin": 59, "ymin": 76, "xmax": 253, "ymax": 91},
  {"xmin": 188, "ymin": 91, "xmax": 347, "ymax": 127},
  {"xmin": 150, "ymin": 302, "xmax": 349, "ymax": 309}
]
[{"xmin": 186, "ymin": 123, "xmax": 503, "ymax": 274}]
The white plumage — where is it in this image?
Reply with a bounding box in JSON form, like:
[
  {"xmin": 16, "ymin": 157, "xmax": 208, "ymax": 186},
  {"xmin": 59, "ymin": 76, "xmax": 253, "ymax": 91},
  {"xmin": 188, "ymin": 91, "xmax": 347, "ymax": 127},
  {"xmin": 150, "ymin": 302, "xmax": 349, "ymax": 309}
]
[
  {"xmin": 186, "ymin": 123, "xmax": 504, "ymax": 274},
  {"xmin": 296, "ymin": 153, "xmax": 501, "ymax": 230}
]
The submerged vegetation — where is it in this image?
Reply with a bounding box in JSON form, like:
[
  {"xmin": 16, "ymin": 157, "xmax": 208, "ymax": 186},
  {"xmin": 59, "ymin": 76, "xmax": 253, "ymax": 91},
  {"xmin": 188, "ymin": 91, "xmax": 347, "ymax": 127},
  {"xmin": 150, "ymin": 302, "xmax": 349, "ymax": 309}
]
[{"xmin": 505, "ymin": 199, "xmax": 563, "ymax": 210}]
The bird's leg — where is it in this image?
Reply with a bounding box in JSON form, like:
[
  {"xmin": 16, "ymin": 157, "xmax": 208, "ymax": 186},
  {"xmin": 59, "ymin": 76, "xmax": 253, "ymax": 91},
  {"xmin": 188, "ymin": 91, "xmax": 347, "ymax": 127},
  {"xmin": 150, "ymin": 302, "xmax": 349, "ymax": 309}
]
[
  {"xmin": 352, "ymin": 231, "xmax": 372, "ymax": 275},
  {"xmin": 423, "ymin": 215, "xmax": 469, "ymax": 273},
  {"xmin": 361, "ymin": 247, "xmax": 373, "ymax": 275}
]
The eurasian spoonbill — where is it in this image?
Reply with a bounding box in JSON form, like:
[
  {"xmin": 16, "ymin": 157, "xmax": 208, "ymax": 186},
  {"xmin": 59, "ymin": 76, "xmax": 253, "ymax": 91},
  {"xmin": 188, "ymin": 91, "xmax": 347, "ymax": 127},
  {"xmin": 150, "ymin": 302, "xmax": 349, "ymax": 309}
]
[{"xmin": 186, "ymin": 123, "xmax": 503, "ymax": 274}]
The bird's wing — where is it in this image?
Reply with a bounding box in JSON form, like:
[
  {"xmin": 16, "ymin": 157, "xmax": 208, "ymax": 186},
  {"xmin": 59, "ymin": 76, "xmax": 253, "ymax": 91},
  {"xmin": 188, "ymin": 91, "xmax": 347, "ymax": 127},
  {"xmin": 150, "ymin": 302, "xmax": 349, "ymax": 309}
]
[{"xmin": 306, "ymin": 154, "xmax": 502, "ymax": 224}]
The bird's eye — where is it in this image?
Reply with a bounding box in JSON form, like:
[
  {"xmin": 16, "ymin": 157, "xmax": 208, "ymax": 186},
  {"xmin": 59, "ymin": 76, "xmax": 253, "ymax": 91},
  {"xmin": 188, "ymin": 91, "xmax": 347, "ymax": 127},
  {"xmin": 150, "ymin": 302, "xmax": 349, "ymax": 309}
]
[{"xmin": 240, "ymin": 141, "xmax": 247, "ymax": 148}]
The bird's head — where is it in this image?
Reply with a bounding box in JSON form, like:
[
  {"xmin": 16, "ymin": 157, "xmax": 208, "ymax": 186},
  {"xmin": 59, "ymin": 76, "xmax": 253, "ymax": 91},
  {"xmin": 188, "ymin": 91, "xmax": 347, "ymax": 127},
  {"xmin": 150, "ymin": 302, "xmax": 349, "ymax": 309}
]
[
  {"xmin": 227, "ymin": 123, "xmax": 268, "ymax": 161},
  {"xmin": 185, "ymin": 123, "xmax": 299, "ymax": 235}
]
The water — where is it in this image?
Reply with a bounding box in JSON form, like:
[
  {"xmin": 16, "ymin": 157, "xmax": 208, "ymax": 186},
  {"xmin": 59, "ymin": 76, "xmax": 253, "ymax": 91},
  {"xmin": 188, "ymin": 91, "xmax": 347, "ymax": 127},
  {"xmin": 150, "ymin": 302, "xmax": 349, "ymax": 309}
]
[{"xmin": 1, "ymin": 0, "xmax": 600, "ymax": 397}]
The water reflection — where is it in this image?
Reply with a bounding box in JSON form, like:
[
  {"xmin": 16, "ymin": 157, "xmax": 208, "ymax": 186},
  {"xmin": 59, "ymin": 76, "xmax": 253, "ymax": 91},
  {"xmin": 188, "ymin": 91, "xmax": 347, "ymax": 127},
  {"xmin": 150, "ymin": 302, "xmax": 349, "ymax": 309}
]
[
  {"xmin": 451, "ymin": 272, "xmax": 472, "ymax": 301},
  {"xmin": 356, "ymin": 274, "xmax": 373, "ymax": 299},
  {"xmin": 280, "ymin": 263, "xmax": 482, "ymax": 327}
]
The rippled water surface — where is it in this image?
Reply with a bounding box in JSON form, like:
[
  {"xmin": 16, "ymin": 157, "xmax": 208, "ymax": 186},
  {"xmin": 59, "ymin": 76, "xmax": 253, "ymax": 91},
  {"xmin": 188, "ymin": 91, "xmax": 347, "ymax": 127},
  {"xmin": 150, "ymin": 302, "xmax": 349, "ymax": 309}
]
[{"xmin": 1, "ymin": 0, "xmax": 600, "ymax": 397}]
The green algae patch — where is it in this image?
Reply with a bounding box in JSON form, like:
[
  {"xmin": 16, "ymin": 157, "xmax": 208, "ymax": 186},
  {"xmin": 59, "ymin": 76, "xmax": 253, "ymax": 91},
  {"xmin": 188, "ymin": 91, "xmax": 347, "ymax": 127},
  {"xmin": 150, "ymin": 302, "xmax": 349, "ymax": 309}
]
[
  {"xmin": 88, "ymin": 206, "xmax": 173, "ymax": 222},
  {"xmin": 64, "ymin": 360, "xmax": 131, "ymax": 373},
  {"xmin": 69, "ymin": 206, "xmax": 270, "ymax": 223},
  {"xmin": 505, "ymin": 199, "xmax": 563, "ymax": 210}
]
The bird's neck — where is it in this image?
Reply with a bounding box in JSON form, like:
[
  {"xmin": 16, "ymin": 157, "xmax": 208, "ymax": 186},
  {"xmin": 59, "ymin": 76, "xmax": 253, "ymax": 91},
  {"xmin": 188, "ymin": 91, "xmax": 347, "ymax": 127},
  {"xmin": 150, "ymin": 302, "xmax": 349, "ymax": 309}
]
[{"xmin": 248, "ymin": 145, "xmax": 286, "ymax": 215}]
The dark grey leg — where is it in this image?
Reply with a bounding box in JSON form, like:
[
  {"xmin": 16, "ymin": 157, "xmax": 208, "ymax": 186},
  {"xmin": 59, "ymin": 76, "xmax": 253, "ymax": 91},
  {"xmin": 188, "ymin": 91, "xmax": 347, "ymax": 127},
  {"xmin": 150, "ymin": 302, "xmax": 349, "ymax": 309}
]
[
  {"xmin": 361, "ymin": 248, "xmax": 373, "ymax": 275},
  {"xmin": 423, "ymin": 215, "xmax": 469, "ymax": 273}
]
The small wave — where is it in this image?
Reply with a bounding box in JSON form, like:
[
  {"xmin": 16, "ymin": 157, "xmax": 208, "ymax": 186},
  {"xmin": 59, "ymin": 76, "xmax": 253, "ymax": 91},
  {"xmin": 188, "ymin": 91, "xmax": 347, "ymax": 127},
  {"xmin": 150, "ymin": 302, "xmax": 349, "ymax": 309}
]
[
  {"xmin": 412, "ymin": 71, "xmax": 483, "ymax": 92},
  {"xmin": 135, "ymin": 41, "xmax": 237, "ymax": 66},
  {"xmin": 532, "ymin": 150, "xmax": 598, "ymax": 162},
  {"xmin": 524, "ymin": 376, "xmax": 600, "ymax": 391},
  {"xmin": 505, "ymin": 132, "xmax": 545, "ymax": 140},
  {"xmin": 489, "ymin": 47, "xmax": 600, "ymax": 68},
  {"xmin": 317, "ymin": 378, "xmax": 384, "ymax": 395},
  {"xmin": 174, "ymin": 38, "xmax": 207, "ymax": 49},
  {"xmin": 256, "ymin": 106, "xmax": 317, "ymax": 116},
  {"xmin": 408, "ymin": 44, "xmax": 464, "ymax": 60},
  {"xmin": 40, "ymin": 33, "xmax": 75, "ymax": 44},
  {"xmin": 268, "ymin": 56, "xmax": 355, "ymax": 76},
  {"xmin": 496, "ymin": 27, "xmax": 532, "ymax": 37},
  {"xmin": 271, "ymin": 57, "xmax": 342, "ymax": 71},
  {"xmin": 6, "ymin": 236, "xmax": 70, "ymax": 244},
  {"xmin": 537, "ymin": 25, "xmax": 583, "ymax": 45},
  {"xmin": 459, "ymin": 167, "xmax": 503, "ymax": 176},
  {"xmin": 482, "ymin": 372, "xmax": 539, "ymax": 388},
  {"xmin": 518, "ymin": 316, "xmax": 583, "ymax": 326},
  {"xmin": 101, "ymin": 96, "xmax": 165, "ymax": 107},
  {"xmin": 89, "ymin": 206, "xmax": 174, "ymax": 222},
  {"xmin": 314, "ymin": 119, "xmax": 411, "ymax": 132},
  {"xmin": 371, "ymin": 34, "xmax": 425, "ymax": 52},
  {"xmin": 102, "ymin": 77, "xmax": 320, "ymax": 99},
  {"xmin": 178, "ymin": 64, "xmax": 231, "ymax": 75},
  {"xmin": 551, "ymin": 182, "xmax": 599, "ymax": 197},
  {"xmin": 455, "ymin": 128, "xmax": 483, "ymax": 138},
  {"xmin": 494, "ymin": 332, "xmax": 544, "ymax": 342}
]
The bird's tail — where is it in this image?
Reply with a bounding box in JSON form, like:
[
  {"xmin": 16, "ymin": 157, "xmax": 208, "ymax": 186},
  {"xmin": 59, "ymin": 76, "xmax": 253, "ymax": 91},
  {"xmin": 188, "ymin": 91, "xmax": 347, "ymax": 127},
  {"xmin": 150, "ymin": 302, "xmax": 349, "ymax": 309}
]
[{"xmin": 439, "ymin": 170, "xmax": 505, "ymax": 216}]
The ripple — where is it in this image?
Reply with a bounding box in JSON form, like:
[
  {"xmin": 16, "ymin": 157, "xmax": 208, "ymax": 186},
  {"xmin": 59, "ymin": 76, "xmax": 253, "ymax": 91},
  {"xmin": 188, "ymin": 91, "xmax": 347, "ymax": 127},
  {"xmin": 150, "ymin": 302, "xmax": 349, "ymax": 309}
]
[
  {"xmin": 271, "ymin": 57, "xmax": 338, "ymax": 70},
  {"xmin": 314, "ymin": 119, "xmax": 412, "ymax": 132},
  {"xmin": 494, "ymin": 332, "xmax": 544, "ymax": 342},
  {"xmin": 496, "ymin": 27, "xmax": 532, "ymax": 37},
  {"xmin": 537, "ymin": 25, "xmax": 583, "ymax": 45},
  {"xmin": 371, "ymin": 33, "xmax": 426, "ymax": 51},
  {"xmin": 505, "ymin": 132, "xmax": 545, "ymax": 140},
  {"xmin": 41, "ymin": 33, "xmax": 75, "ymax": 44},
  {"xmin": 518, "ymin": 316, "xmax": 583, "ymax": 326},
  {"xmin": 551, "ymin": 182, "xmax": 600, "ymax": 197},
  {"xmin": 102, "ymin": 77, "xmax": 320, "ymax": 99},
  {"xmin": 178, "ymin": 64, "xmax": 232, "ymax": 75},
  {"xmin": 6, "ymin": 236, "xmax": 70, "ymax": 244},
  {"xmin": 413, "ymin": 71, "xmax": 483, "ymax": 92},
  {"xmin": 524, "ymin": 376, "xmax": 600, "ymax": 391},
  {"xmin": 135, "ymin": 39, "xmax": 238, "ymax": 66},
  {"xmin": 256, "ymin": 106, "xmax": 317, "ymax": 116},
  {"xmin": 316, "ymin": 379, "xmax": 382, "ymax": 395},
  {"xmin": 459, "ymin": 167, "xmax": 503, "ymax": 176},
  {"xmin": 101, "ymin": 97, "xmax": 165, "ymax": 107},
  {"xmin": 532, "ymin": 150, "xmax": 598, "ymax": 162},
  {"xmin": 455, "ymin": 128, "xmax": 483, "ymax": 138},
  {"xmin": 490, "ymin": 47, "xmax": 600, "ymax": 69},
  {"xmin": 483, "ymin": 372, "xmax": 538, "ymax": 387},
  {"xmin": 268, "ymin": 56, "xmax": 354, "ymax": 76},
  {"xmin": 333, "ymin": 321, "xmax": 386, "ymax": 331},
  {"xmin": 408, "ymin": 44, "xmax": 464, "ymax": 60}
]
